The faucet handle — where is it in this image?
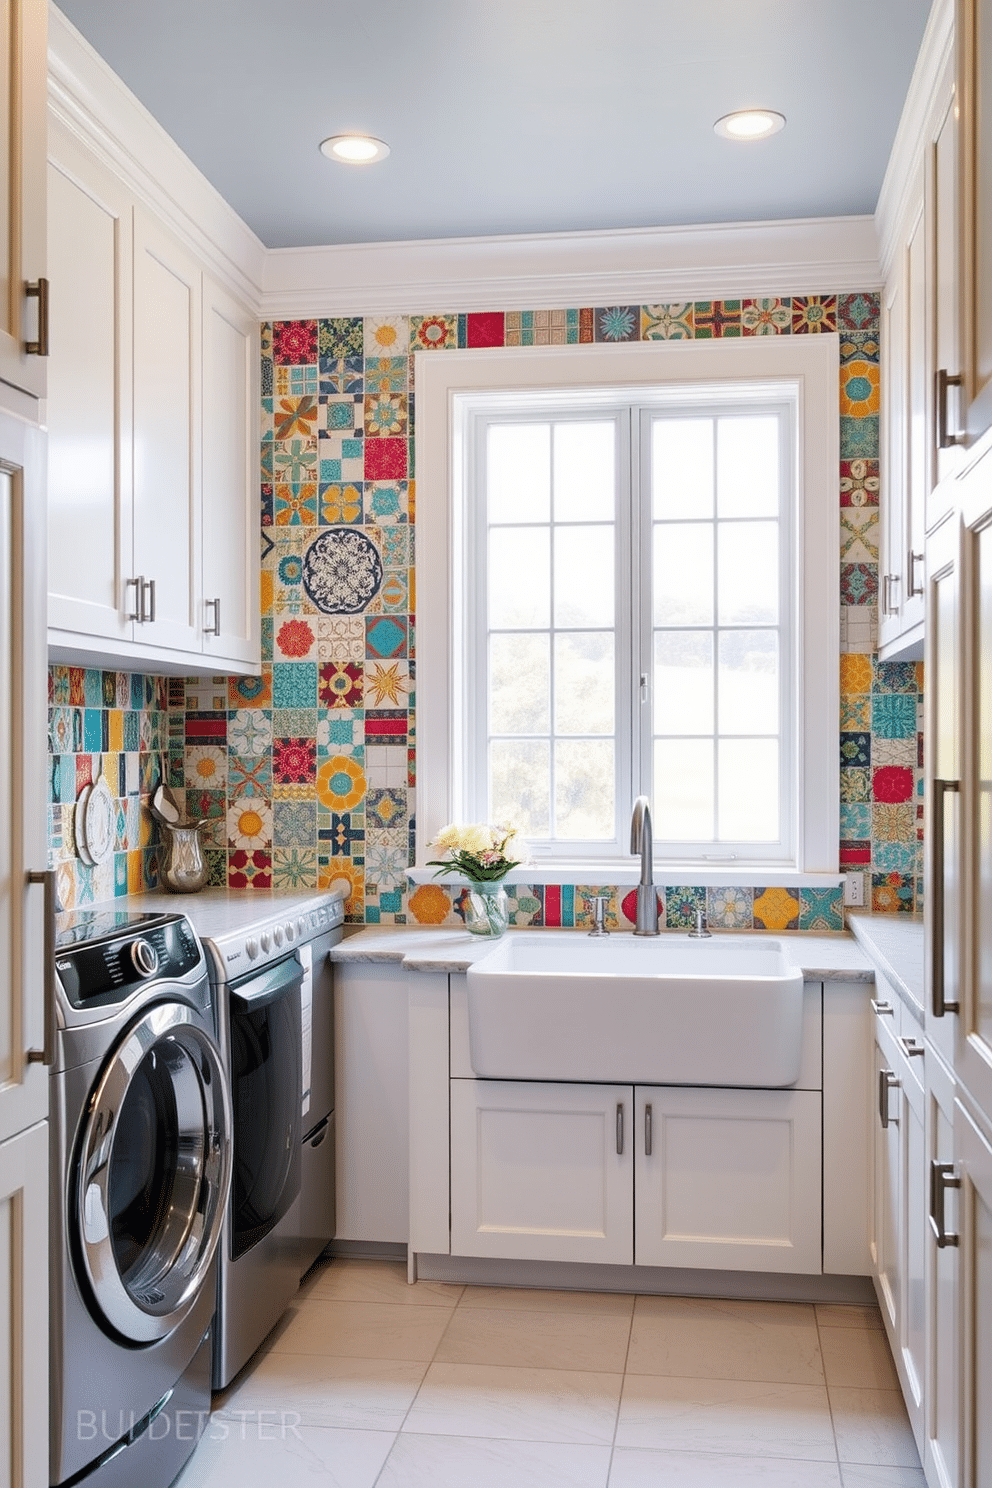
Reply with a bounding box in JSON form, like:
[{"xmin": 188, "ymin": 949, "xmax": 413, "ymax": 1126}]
[
  {"xmin": 585, "ymin": 895, "xmax": 611, "ymax": 936},
  {"xmin": 688, "ymin": 907, "xmax": 712, "ymax": 938}
]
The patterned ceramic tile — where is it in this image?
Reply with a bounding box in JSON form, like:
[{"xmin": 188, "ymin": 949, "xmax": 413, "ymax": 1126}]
[
  {"xmin": 595, "ymin": 306, "xmax": 639, "ymax": 342},
  {"xmin": 753, "ymin": 886, "xmax": 800, "ymax": 930},
  {"xmin": 665, "ymin": 886, "xmax": 705, "ymax": 929},
  {"xmin": 792, "ymin": 295, "xmax": 837, "ymax": 334},
  {"xmin": 273, "ymin": 321, "xmax": 317, "ymax": 365},
  {"xmin": 838, "ymin": 292, "xmax": 880, "ymax": 331},
  {"xmin": 799, "ymin": 888, "xmax": 844, "ymax": 932},
  {"xmin": 742, "ymin": 298, "xmax": 791, "ymax": 335},
  {"xmin": 410, "ymin": 314, "xmax": 457, "ymax": 351},
  {"xmin": 693, "ymin": 300, "xmax": 742, "ymax": 338},
  {"xmin": 319, "ymin": 317, "xmax": 364, "ymax": 359},
  {"xmin": 641, "ymin": 303, "xmax": 694, "ymax": 339},
  {"xmin": 840, "ymin": 458, "xmax": 880, "ymax": 507},
  {"xmin": 840, "ymin": 507, "xmax": 879, "ymax": 563},
  {"xmin": 706, "ymin": 885, "xmax": 753, "ymax": 928},
  {"xmin": 840, "ymin": 562, "xmax": 878, "ymax": 606}
]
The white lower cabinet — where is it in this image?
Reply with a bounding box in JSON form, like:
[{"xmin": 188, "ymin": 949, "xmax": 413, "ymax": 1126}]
[
  {"xmin": 0, "ymin": 1122, "xmax": 49, "ymax": 1488},
  {"xmin": 450, "ymin": 1079, "xmax": 632, "ymax": 1264},
  {"xmin": 634, "ymin": 1085, "xmax": 821, "ymax": 1273},
  {"xmin": 952, "ymin": 1095, "xmax": 992, "ymax": 1488},
  {"xmin": 871, "ymin": 1005, "xmax": 926, "ymax": 1452},
  {"xmin": 450, "ymin": 1077, "xmax": 821, "ymax": 1273},
  {"xmin": 924, "ymin": 1046, "xmax": 959, "ymax": 1488}
]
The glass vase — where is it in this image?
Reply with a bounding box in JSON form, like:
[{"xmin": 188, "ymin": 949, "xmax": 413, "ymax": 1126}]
[{"xmin": 463, "ymin": 882, "xmax": 510, "ymax": 937}]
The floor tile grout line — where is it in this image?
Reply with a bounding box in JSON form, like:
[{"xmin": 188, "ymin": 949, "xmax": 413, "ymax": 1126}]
[{"xmin": 814, "ymin": 1306, "xmax": 845, "ymax": 1472}]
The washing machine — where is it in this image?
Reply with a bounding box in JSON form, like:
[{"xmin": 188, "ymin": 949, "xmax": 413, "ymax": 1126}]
[{"xmin": 49, "ymin": 907, "xmax": 231, "ymax": 1488}]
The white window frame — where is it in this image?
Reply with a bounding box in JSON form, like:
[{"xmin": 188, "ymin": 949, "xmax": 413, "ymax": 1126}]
[{"xmin": 414, "ymin": 337, "xmax": 839, "ymax": 885}]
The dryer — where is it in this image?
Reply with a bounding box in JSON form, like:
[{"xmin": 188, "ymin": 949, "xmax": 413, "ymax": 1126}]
[{"xmin": 50, "ymin": 908, "xmax": 230, "ymax": 1488}]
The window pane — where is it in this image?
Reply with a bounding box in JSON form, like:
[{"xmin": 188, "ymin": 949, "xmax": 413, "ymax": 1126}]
[
  {"xmin": 718, "ymin": 631, "xmax": 779, "ymax": 735},
  {"xmin": 718, "ymin": 739, "xmax": 779, "ymax": 841},
  {"xmin": 554, "ymin": 526, "xmax": 614, "ymax": 627},
  {"xmin": 717, "ymin": 416, "xmax": 779, "ymax": 518},
  {"xmin": 490, "ymin": 633, "xmax": 549, "ymax": 734},
  {"xmin": 488, "ymin": 423, "xmax": 550, "ymax": 522},
  {"xmin": 654, "ymin": 739, "xmax": 714, "ymax": 840},
  {"xmin": 653, "ymin": 631, "xmax": 714, "ymax": 735},
  {"xmin": 491, "ymin": 739, "xmax": 550, "ymax": 836},
  {"xmin": 553, "ymin": 422, "xmax": 614, "ymax": 521},
  {"xmin": 555, "ymin": 632, "xmax": 614, "ymax": 735},
  {"xmin": 717, "ymin": 521, "xmax": 778, "ymax": 625},
  {"xmin": 489, "ymin": 527, "xmax": 549, "ymax": 627},
  {"xmin": 554, "ymin": 740, "xmax": 614, "ymax": 839},
  {"xmin": 652, "ymin": 417, "xmax": 714, "ymax": 519},
  {"xmin": 654, "ymin": 523, "xmax": 713, "ymax": 625}
]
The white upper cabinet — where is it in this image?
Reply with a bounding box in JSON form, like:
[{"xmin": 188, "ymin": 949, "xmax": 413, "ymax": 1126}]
[
  {"xmin": 46, "ymin": 125, "xmax": 132, "ymax": 645},
  {"xmin": 46, "ymin": 128, "xmax": 261, "ymax": 676},
  {"xmin": 0, "ymin": 0, "xmax": 46, "ymax": 399},
  {"xmin": 958, "ymin": 0, "xmax": 992, "ymax": 445},
  {"xmin": 131, "ymin": 208, "xmax": 202, "ymax": 657},
  {"xmin": 201, "ymin": 275, "xmax": 259, "ymax": 668}
]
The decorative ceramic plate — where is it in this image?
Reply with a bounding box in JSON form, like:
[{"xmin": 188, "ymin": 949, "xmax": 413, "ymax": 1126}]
[
  {"xmin": 77, "ymin": 777, "xmax": 115, "ymax": 866},
  {"xmin": 303, "ymin": 528, "xmax": 383, "ymax": 614}
]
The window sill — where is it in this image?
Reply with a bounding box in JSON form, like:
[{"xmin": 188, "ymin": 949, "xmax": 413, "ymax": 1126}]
[{"xmin": 408, "ymin": 865, "xmax": 843, "ymax": 889}]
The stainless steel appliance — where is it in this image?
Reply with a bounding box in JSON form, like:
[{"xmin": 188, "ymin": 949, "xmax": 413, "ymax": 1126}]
[
  {"xmin": 184, "ymin": 892, "xmax": 343, "ymax": 1388},
  {"xmin": 299, "ymin": 923, "xmax": 339, "ymax": 1278},
  {"xmin": 49, "ymin": 907, "xmax": 230, "ymax": 1488}
]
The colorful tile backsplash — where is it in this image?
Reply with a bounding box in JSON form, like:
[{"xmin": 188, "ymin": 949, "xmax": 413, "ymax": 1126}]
[{"xmin": 46, "ymin": 290, "xmax": 922, "ymax": 925}]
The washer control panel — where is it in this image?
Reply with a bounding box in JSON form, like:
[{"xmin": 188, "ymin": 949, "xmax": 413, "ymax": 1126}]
[
  {"xmin": 207, "ymin": 895, "xmax": 344, "ymax": 982},
  {"xmin": 55, "ymin": 914, "xmax": 202, "ymax": 1008}
]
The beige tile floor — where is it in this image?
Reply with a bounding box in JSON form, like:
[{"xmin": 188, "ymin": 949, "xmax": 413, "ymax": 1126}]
[{"xmin": 179, "ymin": 1259, "xmax": 925, "ymax": 1488}]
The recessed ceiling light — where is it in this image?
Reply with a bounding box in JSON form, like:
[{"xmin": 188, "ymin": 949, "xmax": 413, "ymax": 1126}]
[
  {"xmin": 320, "ymin": 134, "xmax": 390, "ymax": 164},
  {"xmin": 713, "ymin": 109, "xmax": 786, "ymax": 142}
]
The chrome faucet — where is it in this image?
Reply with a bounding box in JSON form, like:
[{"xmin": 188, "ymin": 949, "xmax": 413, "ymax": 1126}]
[
  {"xmin": 689, "ymin": 907, "xmax": 712, "ymax": 938},
  {"xmin": 630, "ymin": 796, "xmax": 659, "ymax": 935}
]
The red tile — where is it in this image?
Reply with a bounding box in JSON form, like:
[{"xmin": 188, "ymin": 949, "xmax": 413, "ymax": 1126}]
[
  {"xmin": 365, "ymin": 438, "xmax": 408, "ymax": 481},
  {"xmin": 466, "ymin": 311, "xmax": 505, "ymax": 348}
]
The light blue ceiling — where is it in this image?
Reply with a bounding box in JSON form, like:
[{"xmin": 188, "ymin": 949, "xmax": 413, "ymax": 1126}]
[{"xmin": 54, "ymin": 0, "xmax": 933, "ymax": 250}]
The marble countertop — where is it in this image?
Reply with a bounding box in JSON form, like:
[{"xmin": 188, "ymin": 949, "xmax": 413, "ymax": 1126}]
[
  {"xmin": 846, "ymin": 912, "xmax": 925, "ymax": 1019},
  {"xmin": 332, "ymin": 925, "xmax": 875, "ymax": 980},
  {"xmin": 87, "ymin": 887, "xmax": 343, "ymax": 942}
]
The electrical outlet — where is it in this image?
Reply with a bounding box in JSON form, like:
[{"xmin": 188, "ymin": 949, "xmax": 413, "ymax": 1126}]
[{"xmin": 844, "ymin": 871, "xmax": 865, "ymax": 907}]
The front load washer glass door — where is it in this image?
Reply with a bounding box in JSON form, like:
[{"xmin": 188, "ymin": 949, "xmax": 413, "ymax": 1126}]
[{"xmin": 77, "ymin": 1001, "xmax": 231, "ymax": 1344}]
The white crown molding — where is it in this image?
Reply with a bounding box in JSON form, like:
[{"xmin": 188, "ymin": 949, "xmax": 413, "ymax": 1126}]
[
  {"xmin": 875, "ymin": 0, "xmax": 954, "ymax": 278},
  {"xmin": 47, "ymin": 3, "xmax": 266, "ymax": 309},
  {"xmin": 261, "ymin": 215, "xmax": 882, "ymax": 320}
]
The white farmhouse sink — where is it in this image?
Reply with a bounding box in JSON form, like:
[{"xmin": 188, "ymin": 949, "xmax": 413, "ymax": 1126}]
[{"xmin": 465, "ymin": 932, "xmax": 804, "ymax": 1087}]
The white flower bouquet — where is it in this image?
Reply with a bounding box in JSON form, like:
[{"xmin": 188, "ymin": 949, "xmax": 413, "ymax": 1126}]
[{"xmin": 427, "ymin": 821, "xmax": 526, "ymax": 883}]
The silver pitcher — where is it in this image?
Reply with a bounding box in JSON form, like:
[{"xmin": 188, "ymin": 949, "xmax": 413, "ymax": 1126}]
[{"xmin": 158, "ymin": 822, "xmax": 209, "ymax": 893}]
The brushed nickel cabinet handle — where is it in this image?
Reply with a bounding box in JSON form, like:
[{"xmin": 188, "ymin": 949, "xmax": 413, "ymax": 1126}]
[
  {"xmin": 143, "ymin": 578, "xmax": 156, "ymax": 623},
  {"xmin": 936, "ymin": 368, "xmax": 963, "ymax": 450},
  {"xmin": 909, "ymin": 550, "xmax": 925, "ymax": 597},
  {"xmin": 879, "ymin": 1069, "xmax": 899, "ymax": 1129},
  {"xmin": 125, "ymin": 577, "xmax": 143, "ymax": 622},
  {"xmin": 616, "ymin": 1102, "xmax": 624, "ymax": 1155},
  {"xmin": 871, "ymin": 999, "xmax": 895, "ymax": 1016},
  {"xmin": 644, "ymin": 1102, "xmax": 653, "ymax": 1156},
  {"xmin": 25, "ymin": 278, "xmax": 49, "ymax": 356},
  {"xmin": 931, "ymin": 778, "xmax": 961, "ymax": 1016},
  {"xmin": 26, "ymin": 870, "xmax": 56, "ymax": 1066},
  {"xmin": 929, "ymin": 1160, "xmax": 961, "ymax": 1248},
  {"xmin": 206, "ymin": 597, "xmax": 221, "ymax": 636}
]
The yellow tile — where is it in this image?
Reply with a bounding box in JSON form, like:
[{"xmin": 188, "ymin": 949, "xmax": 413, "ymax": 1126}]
[
  {"xmin": 753, "ymin": 886, "xmax": 800, "ymax": 930},
  {"xmin": 839, "ymin": 653, "xmax": 872, "ymax": 696}
]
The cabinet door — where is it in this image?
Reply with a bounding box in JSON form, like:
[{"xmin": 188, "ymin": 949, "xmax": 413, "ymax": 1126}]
[
  {"xmin": 880, "ymin": 258, "xmax": 908, "ymax": 652},
  {"xmin": 924, "ymin": 1048, "xmax": 960, "ymax": 1488},
  {"xmin": 0, "ymin": 1122, "xmax": 49, "ymax": 1488},
  {"xmin": 634, "ymin": 1086, "xmax": 821, "ymax": 1273},
  {"xmin": 925, "ymin": 511, "xmax": 963, "ymax": 1072},
  {"xmin": 450, "ymin": 1079, "xmax": 633, "ymax": 1264},
  {"xmin": 959, "ymin": 0, "xmax": 992, "ymax": 443},
  {"xmin": 201, "ymin": 276, "xmax": 259, "ymax": 669},
  {"xmin": 0, "ymin": 409, "xmax": 47, "ymax": 1146},
  {"xmin": 0, "ymin": 0, "xmax": 46, "ymax": 399},
  {"xmin": 46, "ymin": 129, "xmax": 133, "ymax": 644},
  {"xmin": 954, "ymin": 1096, "xmax": 992, "ymax": 1488},
  {"xmin": 872, "ymin": 1019, "xmax": 903, "ymax": 1335},
  {"xmin": 929, "ymin": 76, "xmax": 964, "ymax": 514},
  {"xmin": 131, "ymin": 210, "xmax": 201, "ymax": 654},
  {"xmin": 959, "ymin": 472, "xmax": 992, "ymax": 1114}
]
